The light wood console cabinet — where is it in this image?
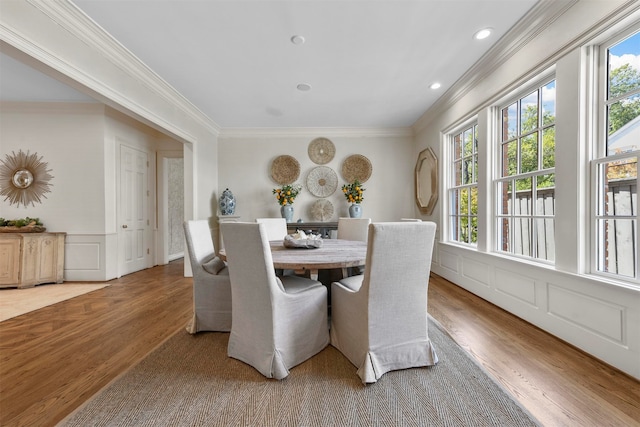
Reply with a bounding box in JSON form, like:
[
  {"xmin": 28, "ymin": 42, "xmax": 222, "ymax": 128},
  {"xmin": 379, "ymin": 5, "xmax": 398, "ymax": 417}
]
[{"xmin": 0, "ymin": 232, "xmax": 65, "ymax": 288}]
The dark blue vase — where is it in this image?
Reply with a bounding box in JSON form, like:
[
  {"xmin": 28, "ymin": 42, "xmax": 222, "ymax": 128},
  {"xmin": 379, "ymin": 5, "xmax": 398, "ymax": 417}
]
[{"xmin": 219, "ymin": 188, "xmax": 236, "ymax": 215}]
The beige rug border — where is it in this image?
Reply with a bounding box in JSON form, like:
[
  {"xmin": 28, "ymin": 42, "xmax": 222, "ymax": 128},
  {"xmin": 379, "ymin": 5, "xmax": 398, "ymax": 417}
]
[{"xmin": 0, "ymin": 283, "xmax": 111, "ymax": 322}]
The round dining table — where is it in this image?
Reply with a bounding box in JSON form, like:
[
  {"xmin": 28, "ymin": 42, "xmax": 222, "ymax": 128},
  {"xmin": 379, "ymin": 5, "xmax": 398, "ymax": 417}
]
[{"xmin": 220, "ymin": 238, "xmax": 367, "ymax": 281}]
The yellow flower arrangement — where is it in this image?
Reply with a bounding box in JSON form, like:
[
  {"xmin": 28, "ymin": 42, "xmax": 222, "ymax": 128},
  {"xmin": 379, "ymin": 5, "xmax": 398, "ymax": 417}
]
[
  {"xmin": 342, "ymin": 179, "xmax": 365, "ymax": 204},
  {"xmin": 273, "ymin": 183, "xmax": 302, "ymax": 206}
]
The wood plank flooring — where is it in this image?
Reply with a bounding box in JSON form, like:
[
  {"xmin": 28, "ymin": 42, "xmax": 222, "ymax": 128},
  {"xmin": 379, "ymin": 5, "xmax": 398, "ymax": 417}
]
[{"xmin": 0, "ymin": 260, "xmax": 638, "ymax": 426}]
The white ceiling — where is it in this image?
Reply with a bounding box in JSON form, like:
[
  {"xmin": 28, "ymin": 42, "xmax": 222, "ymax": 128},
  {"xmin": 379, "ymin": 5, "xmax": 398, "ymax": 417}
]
[{"xmin": 1, "ymin": 0, "xmax": 539, "ymax": 129}]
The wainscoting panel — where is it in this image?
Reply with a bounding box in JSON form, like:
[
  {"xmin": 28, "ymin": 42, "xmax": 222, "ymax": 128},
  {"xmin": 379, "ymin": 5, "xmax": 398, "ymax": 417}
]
[
  {"xmin": 438, "ymin": 245, "xmax": 459, "ymax": 273},
  {"xmin": 64, "ymin": 235, "xmax": 108, "ymax": 281},
  {"xmin": 548, "ymin": 284, "xmax": 625, "ymax": 344},
  {"xmin": 462, "ymin": 257, "xmax": 490, "ymax": 286},
  {"xmin": 494, "ymin": 267, "xmax": 537, "ymax": 306}
]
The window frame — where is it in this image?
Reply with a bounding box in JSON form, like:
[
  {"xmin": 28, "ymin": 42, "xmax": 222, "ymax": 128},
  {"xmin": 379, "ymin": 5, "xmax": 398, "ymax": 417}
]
[
  {"xmin": 589, "ymin": 25, "xmax": 640, "ymax": 285},
  {"xmin": 494, "ymin": 75, "xmax": 557, "ymax": 263},
  {"xmin": 446, "ymin": 120, "xmax": 479, "ymax": 247}
]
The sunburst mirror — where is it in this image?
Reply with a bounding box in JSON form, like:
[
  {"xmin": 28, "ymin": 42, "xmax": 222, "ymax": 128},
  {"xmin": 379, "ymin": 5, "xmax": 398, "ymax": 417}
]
[{"xmin": 0, "ymin": 150, "xmax": 54, "ymax": 207}]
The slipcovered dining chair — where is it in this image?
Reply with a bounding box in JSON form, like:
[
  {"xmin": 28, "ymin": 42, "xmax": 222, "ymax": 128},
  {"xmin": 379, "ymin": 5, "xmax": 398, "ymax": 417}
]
[
  {"xmin": 255, "ymin": 217, "xmax": 288, "ymax": 241},
  {"xmin": 330, "ymin": 221, "xmax": 438, "ymax": 384},
  {"xmin": 256, "ymin": 217, "xmax": 291, "ymax": 275},
  {"xmin": 221, "ymin": 222, "xmax": 329, "ymax": 380},
  {"xmin": 183, "ymin": 220, "xmax": 232, "ymax": 333},
  {"xmin": 337, "ymin": 217, "xmax": 371, "ymax": 276}
]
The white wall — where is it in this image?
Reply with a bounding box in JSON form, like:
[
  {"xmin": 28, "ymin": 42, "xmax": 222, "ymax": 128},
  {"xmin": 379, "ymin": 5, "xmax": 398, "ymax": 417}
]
[
  {"xmin": 414, "ymin": 0, "xmax": 640, "ymax": 379},
  {"xmin": 218, "ymin": 131, "xmax": 416, "ymax": 225}
]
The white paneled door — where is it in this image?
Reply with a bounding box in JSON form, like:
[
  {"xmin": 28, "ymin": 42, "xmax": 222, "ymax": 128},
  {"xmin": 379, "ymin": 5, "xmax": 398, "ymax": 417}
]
[{"xmin": 119, "ymin": 144, "xmax": 150, "ymax": 276}]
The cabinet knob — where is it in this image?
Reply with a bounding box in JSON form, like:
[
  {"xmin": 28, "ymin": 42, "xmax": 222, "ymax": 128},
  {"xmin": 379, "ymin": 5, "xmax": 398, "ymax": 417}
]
[{"xmin": 122, "ymin": 225, "xmax": 128, "ymax": 229}]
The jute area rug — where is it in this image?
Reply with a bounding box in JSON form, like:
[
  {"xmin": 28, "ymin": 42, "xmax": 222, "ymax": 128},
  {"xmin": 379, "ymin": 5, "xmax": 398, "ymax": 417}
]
[
  {"xmin": 60, "ymin": 317, "xmax": 540, "ymax": 427},
  {"xmin": 0, "ymin": 283, "xmax": 110, "ymax": 322}
]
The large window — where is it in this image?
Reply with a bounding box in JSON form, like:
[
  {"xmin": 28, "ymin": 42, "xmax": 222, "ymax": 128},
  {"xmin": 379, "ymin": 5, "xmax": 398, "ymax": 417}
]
[
  {"xmin": 496, "ymin": 79, "xmax": 556, "ymax": 262},
  {"xmin": 449, "ymin": 124, "xmax": 478, "ymax": 245},
  {"xmin": 593, "ymin": 29, "xmax": 640, "ymax": 281}
]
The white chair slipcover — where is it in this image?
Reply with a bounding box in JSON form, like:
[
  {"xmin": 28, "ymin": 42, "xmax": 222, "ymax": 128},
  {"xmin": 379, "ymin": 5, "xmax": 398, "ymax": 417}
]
[
  {"xmin": 330, "ymin": 221, "xmax": 439, "ymax": 384},
  {"xmin": 221, "ymin": 222, "xmax": 329, "ymax": 379},
  {"xmin": 255, "ymin": 217, "xmax": 288, "ymax": 240},
  {"xmin": 337, "ymin": 217, "xmax": 371, "ymax": 276},
  {"xmin": 183, "ymin": 220, "xmax": 232, "ymax": 333},
  {"xmin": 337, "ymin": 217, "xmax": 371, "ymax": 242}
]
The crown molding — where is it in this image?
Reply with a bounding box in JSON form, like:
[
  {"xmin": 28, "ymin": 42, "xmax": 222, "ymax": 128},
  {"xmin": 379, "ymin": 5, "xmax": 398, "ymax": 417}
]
[
  {"xmin": 2, "ymin": 0, "xmax": 219, "ymax": 140},
  {"xmin": 412, "ymin": 0, "xmax": 578, "ymax": 134},
  {"xmin": 219, "ymin": 126, "xmax": 414, "ymax": 139}
]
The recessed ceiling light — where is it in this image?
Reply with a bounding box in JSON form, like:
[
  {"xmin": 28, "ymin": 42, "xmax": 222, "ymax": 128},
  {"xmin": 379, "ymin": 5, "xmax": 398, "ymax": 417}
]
[
  {"xmin": 430, "ymin": 82, "xmax": 441, "ymax": 90},
  {"xmin": 291, "ymin": 35, "xmax": 306, "ymax": 45},
  {"xmin": 297, "ymin": 83, "xmax": 312, "ymax": 91},
  {"xmin": 473, "ymin": 28, "xmax": 493, "ymax": 40}
]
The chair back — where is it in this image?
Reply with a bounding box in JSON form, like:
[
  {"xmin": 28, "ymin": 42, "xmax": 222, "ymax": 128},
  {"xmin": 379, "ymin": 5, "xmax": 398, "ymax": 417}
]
[
  {"xmin": 337, "ymin": 217, "xmax": 371, "ymax": 242},
  {"xmin": 362, "ymin": 221, "xmax": 436, "ymax": 341},
  {"xmin": 221, "ymin": 222, "xmax": 278, "ymax": 335},
  {"xmin": 184, "ymin": 220, "xmax": 215, "ymax": 268},
  {"xmin": 256, "ymin": 217, "xmax": 288, "ymax": 241}
]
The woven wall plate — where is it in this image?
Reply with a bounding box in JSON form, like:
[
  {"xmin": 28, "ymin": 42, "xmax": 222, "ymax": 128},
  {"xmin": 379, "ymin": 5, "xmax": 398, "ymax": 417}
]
[
  {"xmin": 341, "ymin": 154, "xmax": 372, "ymax": 183},
  {"xmin": 306, "ymin": 166, "xmax": 338, "ymax": 197},
  {"xmin": 270, "ymin": 155, "xmax": 300, "ymax": 184},
  {"xmin": 309, "ymin": 199, "xmax": 335, "ymax": 222},
  {"xmin": 308, "ymin": 137, "xmax": 336, "ymax": 165}
]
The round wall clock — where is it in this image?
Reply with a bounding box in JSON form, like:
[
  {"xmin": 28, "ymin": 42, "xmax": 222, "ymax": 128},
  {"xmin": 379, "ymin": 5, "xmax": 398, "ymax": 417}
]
[
  {"xmin": 308, "ymin": 137, "xmax": 336, "ymax": 165},
  {"xmin": 306, "ymin": 166, "xmax": 338, "ymax": 197}
]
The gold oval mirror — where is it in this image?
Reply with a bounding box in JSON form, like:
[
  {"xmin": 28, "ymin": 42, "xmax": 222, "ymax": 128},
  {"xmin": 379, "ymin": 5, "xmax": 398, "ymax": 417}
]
[{"xmin": 415, "ymin": 147, "xmax": 438, "ymax": 215}]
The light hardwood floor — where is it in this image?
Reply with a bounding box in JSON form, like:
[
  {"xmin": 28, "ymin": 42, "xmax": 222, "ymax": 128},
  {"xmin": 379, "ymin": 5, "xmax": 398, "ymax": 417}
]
[{"xmin": 0, "ymin": 260, "xmax": 638, "ymax": 426}]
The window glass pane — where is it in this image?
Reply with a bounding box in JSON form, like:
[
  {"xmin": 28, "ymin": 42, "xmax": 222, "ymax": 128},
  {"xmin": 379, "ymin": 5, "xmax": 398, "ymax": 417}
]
[
  {"xmin": 502, "ymin": 103, "xmax": 517, "ymax": 141},
  {"xmin": 515, "ymin": 177, "xmax": 532, "ymax": 215},
  {"xmin": 470, "ymin": 186, "xmax": 478, "ymax": 215},
  {"xmin": 463, "ymin": 128, "xmax": 473, "ymax": 156},
  {"xmin": 461, "ymin": 188, "xmax": 470, "ymax": 215},
  {"xmin": 470, "ymin": 216, "xmax": 478, "ymax": 244},
  {"xmin": 454, "ymin": 160, "xmax": 462, "ymax": 186},
  {"xmin": 520, "ymin": 134, "xmax": 538, "ymax": 173},
  {"xmin": 542, "ymin": 81, "xmax": 556, "ymax": 126},
  {"xmin": 608, "ymin": 31, "xmax": 640, "ymax": 99},
  {"xmin": 498, "ymin": 218, "xmax": 511, "ymax": 252},
  {"xmin": 520, "ymin": 90, "xmax": 539, "ymax": 134},
  {"xmin": 460, "ymin": 216, "xmax": 470, "ymax": 243},
  {"xmin": 498, "ymin": 181, "xmax": 512, "ymax": 215},
  {"xmin": 514, "ymin": 218, "xmax": 532, "ymax": 256},
  {"xmin": 607, "ymin": 93, "xmax": 640, "ymax": 155},
  {"xmin": 450, "ymin": 188, "xmax": 461, "ymax": 215},
  {"xmin": 598, "ymin": 219, "xmax": 637, "ymax": 278},
  {"xmin": 502, "ymin": 141, "xmax": 517, "ymax": 176},
  {"xmin": 535, "ymin": 218, "xmax": 555, "ymax": 261},
  {"xmin": 542, "ymin": 127, "xmax": 555, "ymax": 169},
  {"xmin": 453, "ymin": 134, "xmax": 462, "ymax": 160},
  {"xmin": 536, "ymin": 175, "xmax": 555, "ymax": 216}
]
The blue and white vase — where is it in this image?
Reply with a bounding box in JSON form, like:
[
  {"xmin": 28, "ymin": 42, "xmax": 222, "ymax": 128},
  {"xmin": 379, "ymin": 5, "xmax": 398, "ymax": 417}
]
[
  {"xmin": 219, "ymin": 188, "xmax": 236, "ymax": 215},
  {"xmin": 349, "ymin": 203, "xmax": 362, "ymax": 218},
  {"xmin": 281, "ymin": 205, "xmax": 294, "ymax": 222}
]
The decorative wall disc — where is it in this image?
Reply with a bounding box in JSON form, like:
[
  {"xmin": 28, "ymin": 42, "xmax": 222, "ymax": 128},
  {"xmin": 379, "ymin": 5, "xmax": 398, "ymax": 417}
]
[
  {"xmin": 306, "ymin": 166, "xmax": 338, "ymax": 197},
  {"xmin": 310, "ymin": 199, "xmax": 334, "ymax": 222},
  {"xmin": 270, "ymin": 155, "xmax": 300, "ymax": 184},
  {"xmin": 308, "ymin": 137, "xmax": 336, "ymax": 165},
  {"xmin": 341, "ymin": 154, "xmax": 372, "ymax": 183}
]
